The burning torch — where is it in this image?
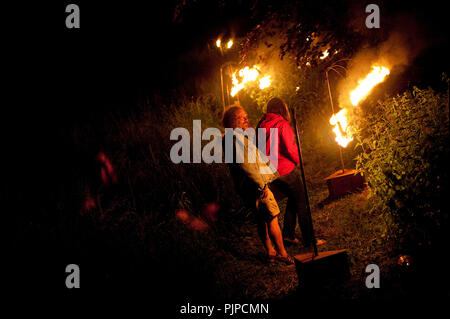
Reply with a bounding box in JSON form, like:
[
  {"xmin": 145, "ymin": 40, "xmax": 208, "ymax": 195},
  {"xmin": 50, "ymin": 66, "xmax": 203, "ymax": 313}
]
[
  {"xmin": 325, "ymin": 60, "xmax": 354, "ymax": 173},
  {"xmin": 216, "ymin": 38, "xmax": 234, "ymax": 110},
  {"xmin": 325, "ymin": 62, "xmax": 390, "ymax": 198}
]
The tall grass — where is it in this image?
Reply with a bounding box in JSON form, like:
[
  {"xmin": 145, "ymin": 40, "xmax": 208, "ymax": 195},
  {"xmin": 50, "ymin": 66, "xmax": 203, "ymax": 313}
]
[{"xmin": 68, "ymin": 94, "xmax": 261, "ymax": 297}]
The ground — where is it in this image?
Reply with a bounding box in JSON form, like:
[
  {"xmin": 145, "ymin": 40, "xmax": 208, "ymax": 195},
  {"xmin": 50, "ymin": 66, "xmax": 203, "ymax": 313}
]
[{"xmin": 208, "ymin": 173, "xmax": 395, "ymax": 301}]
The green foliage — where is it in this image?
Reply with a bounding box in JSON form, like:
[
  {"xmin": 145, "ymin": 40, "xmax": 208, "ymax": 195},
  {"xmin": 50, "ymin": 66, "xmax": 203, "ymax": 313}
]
[{"xmin": 354, "ymin": 85, "xmax": 449, "ymax": 249}]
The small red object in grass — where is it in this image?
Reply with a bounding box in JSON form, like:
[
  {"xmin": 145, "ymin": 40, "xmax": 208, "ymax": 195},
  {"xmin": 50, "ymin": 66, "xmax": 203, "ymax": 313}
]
[
  {"xmin": 96, "ymin": 151, "xmax": 117, "ymax": 186},
  {"xmin": 176, "ymin": 209, "xmax": 191, "ymax": 222},
  {"xmin": 203, "ymin": 202, "xmax": 220, "ymax": 222},
  {"xmin": 176, "ymin": 209, "xmax": 210, "ymax": 231},
  {"xmin": 189, "ymin": 218, "xmax": 210, "ymax": 231},
  {"xmin": 82, "ymin": 195, "xmax": 96, "ymax": 214}
]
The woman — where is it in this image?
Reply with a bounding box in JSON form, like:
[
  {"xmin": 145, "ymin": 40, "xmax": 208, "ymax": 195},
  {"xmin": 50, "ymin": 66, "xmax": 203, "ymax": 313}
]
[{"xmin": 258, "ymin": 98, "xmax": 325, "ymax": 247}]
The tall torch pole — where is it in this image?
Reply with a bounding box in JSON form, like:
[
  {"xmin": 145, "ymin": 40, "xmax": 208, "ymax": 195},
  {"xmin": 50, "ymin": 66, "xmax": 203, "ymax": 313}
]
[
  {"xmin": 291, "ymin": 107, "xmax": 318, "ymax": 257},
  {"xmin": 220, "ymin": 61, "xmax": 237, "ymax": 108},
  {"xmin": 217, "ymin": 40, "xmax": 226, "ymax": 111},
  {"xmin": 326, "ymin": 70, "xmax": 346, "ymax": 174},
  {"xmin": 220, "ymin": 66, "xmax": 226, "ymax": 110}
]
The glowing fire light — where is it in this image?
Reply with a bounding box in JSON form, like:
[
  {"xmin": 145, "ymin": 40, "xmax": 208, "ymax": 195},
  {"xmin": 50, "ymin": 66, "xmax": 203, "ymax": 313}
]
[
  {"xmin": 320, "ymin": 49, "xmax": 329, "ymax": 60},
  {"xmin": 216, "ymin": 39, "xmax": 221, "ymax": 48},
  {"xmin": 259, "ymin": 75, "xmax": 271, "ymax": 89},
  {"xmin": 330, "ymin": 65, "xmax": 390, "ymax": 148},
  {"xmin": 231, "ymin": 66, "xmax": 259, "ymax": 96},
  {"xmin": 239, "ymin": 66, "xmax": 259, "ymax": 81},
  {"xmin": 330, "ymin": 109, "xmax": 353, "ymax": 148},
  {"xmin": 231, "ymin": 65, "xmax": 271, "ymax": 96},
  {"xmin": 231, "ymin": 74, "xmax": 244, "ymax": 97},
  {"xmin": 227, "ymin": 40, "xmax": 233, "ymax": 49},
  {"xmin": 350, "ymin": 66, "xmax": 390, "ymax": 106}
]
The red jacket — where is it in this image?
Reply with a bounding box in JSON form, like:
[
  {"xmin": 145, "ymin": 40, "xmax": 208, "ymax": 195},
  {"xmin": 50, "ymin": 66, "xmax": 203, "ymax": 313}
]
[{"xmin": 257, "ymin": 113, "xmax": 300, "ymax": 176}]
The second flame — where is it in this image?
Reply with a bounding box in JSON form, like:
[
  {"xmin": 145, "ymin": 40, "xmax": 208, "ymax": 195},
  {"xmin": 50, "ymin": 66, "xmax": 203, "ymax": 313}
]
[
  {"xmin": 230, "ymin": 66, "xmax": 271, "ymax": 97},
  {"xmin": 330, "ymin": 65, "xmax": 390, "ymax": 148}
]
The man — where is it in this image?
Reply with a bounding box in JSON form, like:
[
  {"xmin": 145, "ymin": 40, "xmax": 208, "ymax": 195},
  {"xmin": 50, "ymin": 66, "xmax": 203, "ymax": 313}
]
[{"xmin": 222, "ymin": 105, "xmax": 294, "ymax": 264}]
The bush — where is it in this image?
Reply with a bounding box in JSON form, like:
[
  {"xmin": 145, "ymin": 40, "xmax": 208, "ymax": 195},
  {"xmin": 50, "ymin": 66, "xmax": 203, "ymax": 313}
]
[{"xmin": 354, "ymin": 84, "xmax": 449, "ymax": 250}]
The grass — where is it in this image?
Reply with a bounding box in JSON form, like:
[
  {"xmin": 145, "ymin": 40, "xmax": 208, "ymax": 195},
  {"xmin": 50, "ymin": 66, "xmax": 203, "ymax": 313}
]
[{"xmin": 208, "ymin": 181, "xmax": 397, "ymax": 300}]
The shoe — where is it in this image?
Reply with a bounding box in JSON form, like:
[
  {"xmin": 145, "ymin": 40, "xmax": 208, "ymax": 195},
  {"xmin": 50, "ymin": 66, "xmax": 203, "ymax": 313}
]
[
  {"xmin": 304, "ymin": 238, "xmax": 326, "ymax": 247},
  {"xmin": 267, "ymin": 254, "xmax": 277, "ymax": 264},
  {"xmin": 274, "ymin": 254, "xmax": 295, "ymax": 265}
]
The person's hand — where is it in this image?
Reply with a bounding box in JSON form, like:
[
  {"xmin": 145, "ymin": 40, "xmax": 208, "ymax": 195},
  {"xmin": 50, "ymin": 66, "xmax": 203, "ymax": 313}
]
[
  {"xmin": 256, "ymin": 187, "xmax": 280, "ymax": 218},
  {"xmin": 260, "ymin": 187, "xmax": 270, "ymax": 199}
]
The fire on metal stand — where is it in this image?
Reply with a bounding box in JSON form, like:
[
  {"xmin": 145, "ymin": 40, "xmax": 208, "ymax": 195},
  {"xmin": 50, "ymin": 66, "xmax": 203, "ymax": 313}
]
[{"xmin": 325, "ymin": 64, "xmax": 366, "ymax": 199}]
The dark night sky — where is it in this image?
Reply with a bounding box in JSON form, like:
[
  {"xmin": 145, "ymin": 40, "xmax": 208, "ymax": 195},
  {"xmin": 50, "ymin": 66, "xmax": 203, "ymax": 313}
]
[{"xmin": 6, "ymin": 2, "xmax": 258, "ymax": 123}]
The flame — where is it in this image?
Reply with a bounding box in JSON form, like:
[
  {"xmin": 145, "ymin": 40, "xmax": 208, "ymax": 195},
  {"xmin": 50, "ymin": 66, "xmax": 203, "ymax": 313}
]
[
  {"xmin": 231, "ymin": 73, "xmax": 245, "ymax": 97},
  {"xmin": 320, "ymin": 50, "xmax": 329, "ymax": 60},
  {"xmin": 239, "ymin": 66, "xmax": 259, "ymax": 81},
  {"xmin": 227, "ymin": 40, "xmax": 233, "ymax": 49},
  {"xmin": 259, "ymin": 75, "xmax": 271, "ymax": 89},
  {"xmin": 231, "ymin": 65, "xmax": 271, "ymax": 96},
  {"xmin": 330, "ymin": 109, "xmax": 353, "ymax": 148},
  {"xmin": 329, "ymin": 65, "xmax": 390, "ymax": 148},
  {"xmin": 216, "ymin": 39, "xmax": 221, "ymax": 48},
  {"xmin": 231, "ymin": 66, "xmax": 259, "ymax": 96},
  {"xmin": 350, "ymin": 66, "xmax": 390, "ymax": 106}
]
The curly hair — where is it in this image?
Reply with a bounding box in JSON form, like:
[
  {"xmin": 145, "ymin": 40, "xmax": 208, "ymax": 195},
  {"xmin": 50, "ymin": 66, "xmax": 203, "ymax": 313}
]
[{"xmin": 221, "ymin": 105, "xmax": 243, "ymax": 128}]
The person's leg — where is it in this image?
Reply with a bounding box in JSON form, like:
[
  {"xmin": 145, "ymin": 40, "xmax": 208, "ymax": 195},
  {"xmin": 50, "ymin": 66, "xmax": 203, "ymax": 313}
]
[
  {"xmin": 269, "ymin": 178, "xmax": 297, "ymax": 239},
  {"xmin": 257, "ymin": 218, "xmax": 277, "ymax": 256},
  {"xmin": 267, "ymin": 216, "xmax": 289, "ymax": 257},
  {"xmin": 279, "ymin": 168, "xmax": 314, "ymax": 245},
  {"xmin": 256, "ymin": 188, "xmax": 294, "ymax": 264}
]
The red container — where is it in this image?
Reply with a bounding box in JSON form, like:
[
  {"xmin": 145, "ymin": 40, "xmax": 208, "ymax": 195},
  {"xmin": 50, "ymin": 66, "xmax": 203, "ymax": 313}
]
[{"xmin": 324, "ymin": 169, "xmax": 366, "ymax": 198}]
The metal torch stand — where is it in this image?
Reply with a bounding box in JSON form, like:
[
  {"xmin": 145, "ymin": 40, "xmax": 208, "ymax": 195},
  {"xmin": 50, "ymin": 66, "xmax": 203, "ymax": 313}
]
[{"xmin": 290, "ymin": 107, "xmax": 350, "ymax": 290}]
